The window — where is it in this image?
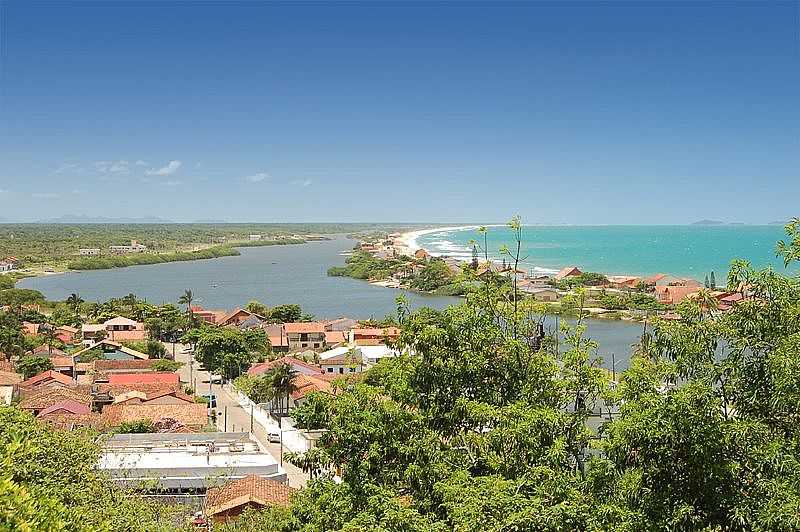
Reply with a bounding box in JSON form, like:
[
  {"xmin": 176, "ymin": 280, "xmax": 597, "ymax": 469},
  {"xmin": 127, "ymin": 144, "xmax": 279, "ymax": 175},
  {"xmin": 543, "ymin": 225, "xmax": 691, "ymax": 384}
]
[
  {"xmin": 338, "ymin": 368, "xmax": 344, "ymax": 374},
  {"xmin": 313, "ymin": 343, "xmax": 320, "ymax": 348},
  {"xmin": 327, "ymin": 367, "xmax": 333, "ymax": 373},
  {"xmin": 349, "ymin": 368, "xmax": 355, "ymax": 373},
  {"xmin": 301, "ymin": 343, "xmax": 307, "ymax": 348}
]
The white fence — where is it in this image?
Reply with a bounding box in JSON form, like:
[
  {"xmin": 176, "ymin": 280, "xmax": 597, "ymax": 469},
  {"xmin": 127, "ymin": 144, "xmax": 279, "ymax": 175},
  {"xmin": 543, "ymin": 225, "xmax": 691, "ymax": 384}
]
[{"xmin": 225, "ymin": 384, "xmax": 320, "ymax": 454}]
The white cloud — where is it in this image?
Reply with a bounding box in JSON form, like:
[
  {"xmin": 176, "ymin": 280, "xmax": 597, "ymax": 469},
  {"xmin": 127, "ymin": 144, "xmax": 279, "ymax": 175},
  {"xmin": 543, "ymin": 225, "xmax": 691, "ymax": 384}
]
[
  {"xmin": 290, "ymin": 179, "xmax": 312, "ymax": 187},
  {"xmin": 55, "ymin": 162, "xmax": 81, "ymax": 174},
  {"xmin": 244, "ymin": 172, "xmax": 270, "ymax": 183},
  {"xmin": 95, "ymin": 160, "xmax": 130, "ymax": 174},
  {"xmin": 162, "ymin": 180, "xmax": 183, "ymax": 187},
  {"xmin": 32, "ymin": 192, "xmax": 59, "ymax": 199},
  {"xmin": 134, "ymin": 160, "xmax": 148, "ymax": 166},
  {"xmin": 146, "ymin": 160, "xmax": 182, "ymax": 176}
]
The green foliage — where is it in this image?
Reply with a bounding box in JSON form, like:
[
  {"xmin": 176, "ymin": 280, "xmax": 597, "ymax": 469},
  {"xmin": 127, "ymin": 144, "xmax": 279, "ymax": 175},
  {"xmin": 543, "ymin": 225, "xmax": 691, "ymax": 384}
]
[
  {"xmin": 76, "ymin": 348, "xmax": 104, "ymax": 362},
  {"xmin": 0, "ymin": 275, "xmax": 15, "ymax": 290},
  {"xmin": 292, "ymin": 392, "xmax": 334, "ymax": 430},
  {"xmin": 66, "ymin": 245, "xmax": 240, "ymax": 270},
  {"xmin": 267, "ymin": 304, "xmax": 303, "ymax": 324},
  {"xmin": 327, "ymin": 251, "xmax": 411, "ymax": 280},
  {"xmin": 145, "ymin": 339, "xmax": 167, "ymax": 358},
  {"xmin": 596, "ymin": 290, "xmax": 666, "ymax": 311},
  {"xmin": 15, "ymin": 356, "xmax": 54, "ymax": 379},
  {"xmin": 553, "ymin": 271, "xmax": 608, "ymax": 290},
  {"xmin": 409, "ymin": 258, "xmax": 459, "ymax": 293},
  {"xmin": 0, "ymin": 288, "xmax": 45, "ymax": 307},
  {"xmin": 0, "ymin": 406, "xmax": 185, "ymax": 531},
  {"xmin": 151, "ymin": 359, "xmax": 182, "ymax": 372},
  {"xmin": 195, "ymin": 327, "xmax": 256, "ymax": 380}
]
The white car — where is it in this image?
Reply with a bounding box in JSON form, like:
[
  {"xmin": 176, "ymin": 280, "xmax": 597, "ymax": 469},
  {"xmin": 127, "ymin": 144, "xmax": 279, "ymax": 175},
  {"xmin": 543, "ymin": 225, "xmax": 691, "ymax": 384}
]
[
  {"xmin": 267, "ymin": 431, "xmax": 281, "ymax": 443},
  {"xmin": 208, "ymin": 374, "xmax": 223, "ymax": 384}
]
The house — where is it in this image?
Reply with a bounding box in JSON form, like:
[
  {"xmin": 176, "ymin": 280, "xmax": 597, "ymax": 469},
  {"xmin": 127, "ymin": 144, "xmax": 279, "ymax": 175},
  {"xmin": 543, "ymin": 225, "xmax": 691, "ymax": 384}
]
[
  {"xmin": 73, "ymin": 339, "xmax": 149, "ymax": 361},
  {"xmin": 605, "ymin": 276, "xmax": 642, "ymax": 290},
  {"xmin": 218, "ymin": 308, "xmax": 266, "ymax": 328},
  {"xmin": 37, "ymin": 399, "xmax": 91, "ymax": 418},
  {"xmin": 249, "ymin": 234, "xmax": 262, "ymax": 241},
  {"xmin": 247, "ymin": 356, "xmax": 322, "ymax": 377},
  {"xmin": 319, "ymin": 352, "xmax": 363, "ymax": 375},
  {"xmin": 655, "ymin": 285, "xmax": 702, "ymax": 305},
  {"xmin": 99, "ymin": 432, "xmax": 287, "ymax": 491},
  {"xmin": 555, "ymin": 266, "xmax": 582, "ymax": 281},
  {"xmin": 81, "ymin": 317, "xmax": 147, "ymax": 344},
  {"xmin": 0, "ymin": 370, "xmax": 23, "ymax": 405},
  {"xmin": 0, "ymin": 256, "xmax": 20, "ymax": 271},
  {"xmin": 18, "ymin": 370, "xmax": 74, "ymax": 390},
  {"xmin": 205, "ymin": 475, "xmax": 295, "ymax": 523},
  {"xmin": 18, "ymin": 387, "xmax": 93, "ymax": 415},
  {"xmin": 717, "ymin": 291, "xmax": 744, "ymax": 312},
  {"xmin": 94, "ymin": 359, "xmax": 161, "ymax": 375},
  {"xmin": 350, "ymin": 327, "xmax": 400, "ymax": 346},
  {"xmin": 283, "ymin": 322, "xmax": 326, "ymax": 351},
  {"xmin": 109, "ymin": 240, "xmax": 147, "ymax": 254},
  {"xmin": 78, "ymin": 248, "xmax": 101, "ymax": 256},
  {"xmin": 522, "ymin": 287, "xmax": 562, "ymax": 302},
  {"xmin": 55, "ymin": 325, "xmax": 79, "ymax": 344},
  {"xmin": 289, "ymin": 374, "xmax": 332, "ymax": 407},
  {"xmin": 101, "ymin": 403, "xmax": 208, "ymax": 430},
  {"xmin": 112, "ymin": 388, "xmax": 194, "ymax": 405},
  {"xmin": 190, "ymin": 306, "xmax": 228, "ymax": 325},
  {"xmin": 107, "ymin": 372, "xmax": 180, "ymax": 387},
  {"xmin": 323, "ymin": 317, "xmax": 358, "ymax": 332},
  {"xmin": 324, "ymin": 330, "xmax": 348, "ymax": 347},
  {"xmin": 643, "ymin": 274, "xmax": 701, "ymax": 288}
]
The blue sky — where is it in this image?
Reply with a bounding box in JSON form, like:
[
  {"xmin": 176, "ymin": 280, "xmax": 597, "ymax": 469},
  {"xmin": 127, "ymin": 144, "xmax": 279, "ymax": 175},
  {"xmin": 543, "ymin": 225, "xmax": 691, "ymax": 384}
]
[{"xmin": 0, "ymin": 1, "xmax": 797, "ymax": 224}]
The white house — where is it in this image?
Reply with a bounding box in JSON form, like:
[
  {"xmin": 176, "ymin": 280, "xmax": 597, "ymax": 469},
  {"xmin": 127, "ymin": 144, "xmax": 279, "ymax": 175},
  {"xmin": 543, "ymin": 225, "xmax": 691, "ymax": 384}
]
[{"xmin": 79, "ymin": 248, "xmax": 101, "ymax": 256}]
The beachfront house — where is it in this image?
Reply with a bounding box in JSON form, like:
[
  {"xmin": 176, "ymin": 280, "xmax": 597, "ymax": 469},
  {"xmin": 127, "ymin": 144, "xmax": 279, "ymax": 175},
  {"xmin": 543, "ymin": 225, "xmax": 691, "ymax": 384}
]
[
  {"xmin": 555, "ymin": 266, "xmax": 582, "ymax": 281},
  {"xmin": 350, "ymin": 327, "xmax": 400, "ymax": 346},
  {"xmin": 655, "ymin": 285, "xmax": 702, "ymax": 305},
  {"xmin": 605, "ymin": 276, "xmax": 642, "ymax": 291},
  {"xmin": 284, "ymin": 322, "xmax": 326, "ymax": 351}
]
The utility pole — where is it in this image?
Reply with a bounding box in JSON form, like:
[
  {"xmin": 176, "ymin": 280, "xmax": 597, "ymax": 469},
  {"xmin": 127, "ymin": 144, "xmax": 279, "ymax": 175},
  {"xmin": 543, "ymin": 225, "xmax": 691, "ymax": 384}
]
[
  {"xmin": 223, "ymin": 406, "xmax": 228, "ymax": 432},
  {"xmin": 250, "ymin": 405, "xmax": 254, "ymax": 433}
]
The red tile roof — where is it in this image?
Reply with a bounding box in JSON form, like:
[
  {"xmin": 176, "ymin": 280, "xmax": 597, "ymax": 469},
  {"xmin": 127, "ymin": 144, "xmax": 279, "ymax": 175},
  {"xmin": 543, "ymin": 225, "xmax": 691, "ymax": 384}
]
[
  {"xmin": 38, "ymin": 399, "xmax": 91, "ymax": 417},
  {"xmin": 290, "ymin": 374, "xmax": 331, "ymax": 400},
  {"xmin": 351, "ymin": 327, "xmax": 400, "ymax": 338},
  {"xmin": 94, "ymin": 359, "xmax": 160, "ymax": 372},
  {"xmin": 20, "ymin": 370, "xmax": 74, "ymax": 387},
  {"xmin": 101, "ymin": 403, "xmax": 208, "ymax": 429},
  {"xmin": 283, "ymin": 322, "xmax": 326, "ymax": 334},
  {"xmin": 18, "ymin": 387, "xmax": 92, "ymax": 411},
  {"xmin": 107, "ymin": 372, "xmax": 179, "ymax": 386},
  {"xmin": 555, "ymin": 266, "xmax": 582, "ymax": 281},
  {"xmin": 206, "ymin": 475, "xmax": 295, "ymax": 516}
]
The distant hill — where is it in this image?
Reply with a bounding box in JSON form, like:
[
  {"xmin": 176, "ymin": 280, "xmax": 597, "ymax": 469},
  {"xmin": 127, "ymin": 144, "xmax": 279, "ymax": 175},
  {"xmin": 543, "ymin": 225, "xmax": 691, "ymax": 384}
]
[
  {"xmin": 36, "ymin": 215, "xmax": 175, "ymax": 224},
  {"xmin": 691, "ymin": 219, "xmax": 726, "ymax": 226},
  {"xmin": 769, "ymin": 220, "xmax": 789, "ymax": 225},
  {"xmin": 192, "ymin": 219, "xmax": 229, "ymax": 223}
]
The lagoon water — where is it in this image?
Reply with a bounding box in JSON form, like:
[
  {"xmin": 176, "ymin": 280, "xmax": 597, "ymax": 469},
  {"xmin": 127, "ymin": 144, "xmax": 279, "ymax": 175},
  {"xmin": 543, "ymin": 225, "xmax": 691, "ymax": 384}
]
[
  {"xmin": 417, "ymin": 225, "xmax": 790, "ymax": 279},
  {"xmin": 21, "ymin": 236, "xmax": 645, "ymax": 369}
]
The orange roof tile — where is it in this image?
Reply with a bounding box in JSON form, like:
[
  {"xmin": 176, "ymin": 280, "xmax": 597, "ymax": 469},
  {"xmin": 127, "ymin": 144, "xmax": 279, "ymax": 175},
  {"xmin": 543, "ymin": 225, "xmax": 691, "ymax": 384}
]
[
  {"xmin": 101, "ymin": 403, "xmax": 208, "ymax": 428},
  {"xmin": 0, "ymin": 371, "xmax": 23, "ymax": 386},
  {"xmin": 20, "ymin": 370, "xmax": 74, "ymax": 387},
  {"xmin": 206, "ymin": 475, "xmax": 295, "ymax": 516},
  {"xmin": 283, "ymin": 322, "xmax": 326, "ymax": 334}
]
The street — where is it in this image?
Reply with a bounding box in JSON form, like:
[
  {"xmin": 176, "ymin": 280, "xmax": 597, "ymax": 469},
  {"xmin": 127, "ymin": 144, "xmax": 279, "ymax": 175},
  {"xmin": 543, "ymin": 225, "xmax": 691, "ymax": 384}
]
[{"xmin": 170, "ymin": 343, "xmax": 309, "ymax": 488}]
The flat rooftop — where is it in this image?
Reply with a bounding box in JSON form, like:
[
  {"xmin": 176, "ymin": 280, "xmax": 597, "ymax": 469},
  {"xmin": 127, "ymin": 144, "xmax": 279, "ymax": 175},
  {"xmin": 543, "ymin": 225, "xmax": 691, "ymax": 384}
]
[{"xmin": 99, "ymin": 432, "xmax": 287, "ymax": 489}]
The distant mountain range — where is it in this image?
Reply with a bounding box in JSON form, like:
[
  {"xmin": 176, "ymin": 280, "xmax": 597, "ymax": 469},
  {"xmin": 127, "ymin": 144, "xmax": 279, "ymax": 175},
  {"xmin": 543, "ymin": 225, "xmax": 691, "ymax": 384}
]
[
  {"xmin": 35, "ymin": 215, "xmax": 175, "ymax": 224},
  {"xmin": 691, "ymin": 219, "xmax": 727, "ymax": 225}
]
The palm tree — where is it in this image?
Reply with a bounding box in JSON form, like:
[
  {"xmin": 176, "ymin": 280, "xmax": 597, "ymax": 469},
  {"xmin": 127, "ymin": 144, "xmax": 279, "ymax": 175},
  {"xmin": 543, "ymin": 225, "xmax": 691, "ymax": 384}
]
[
  {"xmin": 696, "ymin": 289, "xmax": 719, "ymax": 319},
  {"xmin": 66, "ymin": 293, "xmax": 84, "ymax": 318},
  {"xmin": 178, "ymin": 289, "xmax": 194, "ymax": 324},
  {"xmin": 39, "ymin": 323, "xmax": 58, "ymax": 355},
  {"xmin": 269, "ymin": 363, "xmax": 298, "ymax": 416}
]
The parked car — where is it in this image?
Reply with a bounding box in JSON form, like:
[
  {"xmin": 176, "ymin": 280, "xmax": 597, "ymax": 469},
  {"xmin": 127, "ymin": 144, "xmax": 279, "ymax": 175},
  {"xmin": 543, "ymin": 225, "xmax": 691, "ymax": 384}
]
[
  {"xmin": 267, "ymin": 430, "xmax": 281, "ymax": 443},
  {"xmin": 209, "ymin": 374, "xmax": 223, "ymax": 384}
]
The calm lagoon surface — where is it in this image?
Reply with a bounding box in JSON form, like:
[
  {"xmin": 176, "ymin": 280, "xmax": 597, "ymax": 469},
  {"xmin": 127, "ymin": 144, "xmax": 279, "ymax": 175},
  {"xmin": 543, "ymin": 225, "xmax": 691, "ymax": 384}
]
[{"xmin": 21, "ymin": 237, "xmax": 645, "ymax": 369}]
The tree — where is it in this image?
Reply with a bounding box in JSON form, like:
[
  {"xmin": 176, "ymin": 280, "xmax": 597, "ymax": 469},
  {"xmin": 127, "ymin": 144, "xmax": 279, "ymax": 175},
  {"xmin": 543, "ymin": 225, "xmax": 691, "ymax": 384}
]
[
  {"xmin": 15, "ymin": 356, "xmax": 54, "ymax": 379},
  {"xmin": 177, "ymin": 289, "xmax": 194, "ymax": 323},
  {"xmin": 195, "ymin": 327, "xmax": 256, "ymax": 380},
  {"xmin": 0, "ymin": 314, "xmax": 25, "ymax": 360},
  {"xmin": 267, "ymin": 304, "xmax": 302, "ymax": 323},
  {"xmin": 38, "ymin": 323, "xmax": 59, "ymax": 356},
  {"xmin": 245, "ymin": 300, "xmax": 269, "ymax": 317},
  {"xmin": 267, "ymin": 362, "xmax": 298, "ymax": 416},
  {"xmin": 710, "ymin": 270, "xmax": 716, "ymax": 289},
  {"xmin": 65, "ymin": 293, "xmax": 84, "ymax": 322},
  {"xmin": 151, "ymin": 359, "xmax": 181, "ymax": 372},
  {"xmin": 145, "ymin": 339, "xmax": 167, "ymax": 358}
]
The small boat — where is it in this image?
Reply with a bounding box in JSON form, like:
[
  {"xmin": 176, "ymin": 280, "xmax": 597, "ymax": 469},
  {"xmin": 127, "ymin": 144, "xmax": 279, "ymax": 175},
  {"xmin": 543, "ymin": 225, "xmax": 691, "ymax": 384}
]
[{"xmin": 211, "ymin": 283, "xmax": 219, "ymax": 288}]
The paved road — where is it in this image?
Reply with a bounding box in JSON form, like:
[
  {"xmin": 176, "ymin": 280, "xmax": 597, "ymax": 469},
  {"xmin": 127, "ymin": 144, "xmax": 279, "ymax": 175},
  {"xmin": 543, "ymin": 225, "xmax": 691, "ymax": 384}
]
[{"xmin": 169, "ymin": 343, "xmax": 309, "ymax": 488}]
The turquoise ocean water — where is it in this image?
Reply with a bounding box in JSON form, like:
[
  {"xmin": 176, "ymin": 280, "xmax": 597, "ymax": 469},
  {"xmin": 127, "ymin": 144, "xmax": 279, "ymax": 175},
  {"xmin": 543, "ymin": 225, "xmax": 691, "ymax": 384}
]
[{"xmin": 415, "ymin": 225, "xmax": 793, "ymax": 280}]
